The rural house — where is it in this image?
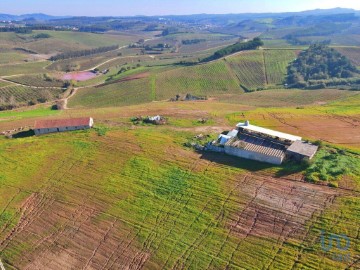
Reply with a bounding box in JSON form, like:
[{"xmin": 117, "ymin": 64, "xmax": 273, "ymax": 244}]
[
  {"xmin": 206, "ymin": 121, "xmax": 318, "ymax": 165},
  {"xmin": 34, "ymin": 117, "xmax": 94, "ymax": 135}
]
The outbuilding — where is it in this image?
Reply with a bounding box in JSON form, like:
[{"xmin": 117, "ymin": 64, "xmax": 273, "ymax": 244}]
[
  {"xmin": 286, "ymin": 140, "xmax": 318, "ymax": 160},
  {"xmin": 34, "ymin": 117, "xmax": 94, "ymax": 135}
]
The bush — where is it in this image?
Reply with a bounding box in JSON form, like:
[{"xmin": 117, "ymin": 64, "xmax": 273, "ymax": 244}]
[{"xmin": 328, "ymin": 182, "xmax": 338, "ymax": 188}]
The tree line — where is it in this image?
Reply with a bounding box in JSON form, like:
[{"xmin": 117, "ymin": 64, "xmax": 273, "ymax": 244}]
[
  {"xmin": 203, "ymin": 38, "xmax": 264, "ymax": 62},
  {"xmin": 49, "ymin": 45, "xmax": 119, "ymax": 61}
]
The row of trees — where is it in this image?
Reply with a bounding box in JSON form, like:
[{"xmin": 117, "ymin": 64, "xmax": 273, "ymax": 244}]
[
  {"xmin": 50, "ymin": 45, "xmax": 119, "ymax": 61},
  {"xmin": 203, "ymin": 38, "xmax": 264, "ymax": 62},
  {"xmin": 182, "ymin": 39, "xmax": 206, "ymax": 45},
  {"xmin": 0, "ymin": 25, "xmax": 68, "ymax": 33}
]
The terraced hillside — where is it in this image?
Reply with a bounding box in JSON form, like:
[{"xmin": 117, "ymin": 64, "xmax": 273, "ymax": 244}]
[
  {"xmin": 69, "ymin": 75, "xmax": 152, "ymax": 108},
  {"xmin": 0, "ymin": 85, "xmax": 65, "ymax": 105},
  {"xmin": 225, "ymin": 50, "xmax": 296, "ymax": 91},
  {"xmin": 155, "ymin": 61, "xmax": 241, "ymax": 100}
]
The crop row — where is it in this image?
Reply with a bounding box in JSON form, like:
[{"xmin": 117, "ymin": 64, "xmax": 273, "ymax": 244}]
[
  {"xmin": 7, "ymin": 74, "xmax": 65, "ymax": 88},
  {"xmin": 0, "ymin": 85, "xmax": 64, "ymax": 104},
  {"xmin": 155, "ymin": 61, "xmax": 241, "ymax": 100},
  {"xmin": 226, "ymin": 51, "xmax": 266, "ymax": 91}
]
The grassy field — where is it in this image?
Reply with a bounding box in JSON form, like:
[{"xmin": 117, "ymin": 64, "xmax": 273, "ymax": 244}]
[
  {"xmin": 0, "ymin": 52, "xmax": 30, "ymax": 64},
  {"xmin": 0, "ymin": 117, "xmax": 358, "ymax": 269},
  {"xmin": 69, "ymin": 77, "xmax": 153, "ymax": 108},
  {"xmin": 0, "ymin": 61, "xmax": 49, "ymax": 77},
  {"xmin": 218, "ymin": 89, "xmax": 358, "ymax": 107},
  {"xmin": 20, "ymin": 31, "xmax": 140, "ymax": 54}
]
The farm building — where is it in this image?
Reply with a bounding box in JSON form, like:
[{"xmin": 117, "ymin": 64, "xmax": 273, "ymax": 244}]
[
  {"xmin": 34, "ymin": 117, "xmax": 94, "ymax": 135},
  {"xmin": 206, "ymin": 121, "xmax": 318, "ymax": 165},
  {"xmin": 286, "ymin": 140, "xmax": 318, "ymax": 160}
]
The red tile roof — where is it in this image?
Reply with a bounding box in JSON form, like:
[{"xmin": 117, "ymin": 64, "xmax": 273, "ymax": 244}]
[{"xmin": 34, "ymin": 117, "xmax": 91, "ymax": 129}]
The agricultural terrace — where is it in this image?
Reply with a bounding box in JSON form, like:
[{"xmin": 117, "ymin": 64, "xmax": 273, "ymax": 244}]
[
  {"xmin": 225, "ymin": 49, "xmax": 296, "ymax": 91},
  {"xmin": 155, "ymin": 61, "xmax": 241, "ymax": 100},
  {"xmin": 0, "ymin": 85, "xmax": 64, "ymax": 104},
  {"xmin": 15, "ymin": 31, "xmax": 141, "ymax": 55},
  {"xmin": 6, "ymin": 74, "xmax": 65, "ymax": 88}
]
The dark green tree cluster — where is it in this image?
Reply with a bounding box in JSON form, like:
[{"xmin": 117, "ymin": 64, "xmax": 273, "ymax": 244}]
[
  {"xmin": 182, "ymin": 39, "xmax": 206, "ymax": 45},
  {"xmin": 50, "ymin": 45, "xmax": 119, "ymax": 61},
  {"xmin": 33, "ymin": 33, "xmax": 51, "ymax": 39},
  {"xmin": 203, "ymin": 38, "xmax": 263, "ymax": 62},
  {"xmin": 287, "ymin": 44, "xmax": 359, "ymax": 89}
]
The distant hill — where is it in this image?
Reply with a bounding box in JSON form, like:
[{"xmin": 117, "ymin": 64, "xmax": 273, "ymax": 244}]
[
  {"xmin": 0, "ymin": 8, "xmax": 358, "ymax": 23},
  {"xmin": 287, "ymin": 44, "xmax": 360, "ymax": 89},
  {"xmin": 0, "ymin": 13, "xmax": 68, "ymax": 21}
]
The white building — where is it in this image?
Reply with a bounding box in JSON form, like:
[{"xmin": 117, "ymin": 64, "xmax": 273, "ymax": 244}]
[
  {"xmin": 207, "ymin": 121, "xmax": 316, "ymax": 165},
  {"xmin": 34, "ymin": 117, "xmax": 94, "ymax": 135}
]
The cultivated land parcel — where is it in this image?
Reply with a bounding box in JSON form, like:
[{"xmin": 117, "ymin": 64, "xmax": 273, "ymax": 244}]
[{"xmin": 0, "ymin": 9, "xmax": 359, "ymax": 270}]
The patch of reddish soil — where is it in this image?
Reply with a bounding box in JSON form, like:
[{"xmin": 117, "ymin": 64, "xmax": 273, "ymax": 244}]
[
  {"xmin": 61, "ymin": 71, "xmax": 97, "ymax": 82},
  {"xmin": 265, "ymin": 112, "xmax": 360, "ymax": 148},
  {"xmin": 95, "ymin": 72, "xmax": 150, "ymax": 88}
]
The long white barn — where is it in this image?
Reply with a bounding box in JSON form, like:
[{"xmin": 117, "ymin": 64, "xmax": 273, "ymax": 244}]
[
  {"xmin": 207, "ymin": 121, "xmax": 317, "ymax": 165},
  {"xmin": 34, "ymin": 117, "xmax": 94, "ymax": 135}
]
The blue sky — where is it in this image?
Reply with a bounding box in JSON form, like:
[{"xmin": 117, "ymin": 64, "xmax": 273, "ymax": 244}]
[{"xmin": 1, "ymin": 0, "xmax": 360, "ymax": 16}]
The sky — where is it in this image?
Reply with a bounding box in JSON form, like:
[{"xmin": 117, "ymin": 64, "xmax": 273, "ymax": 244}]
[{"xmin": 1, "ymin": 0, "xmax": 360, "ymax": 16}]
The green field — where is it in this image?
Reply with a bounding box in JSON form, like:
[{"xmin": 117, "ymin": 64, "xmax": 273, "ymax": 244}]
[
  {"xmin": 218, "ymin": 89, "xmax": 358, "ymax": 107},
  {"xmin": 0, "ymin": 61, "xmax": 49, "ymax": 77},
  {"xmin": 69, "ymin": 77, "xmax": 152, "ymax": 108},
  {"xmin": 0, "ymin": 52, "xmax": 29, "ymax": 64},
  {"xmin": 155, "ymin": 61, "xmax": 241, "ymax": 100},
  {"xmin": 226, "ymin": 50, "xmax": 266, "ymax": 90},
  {"xmin": 0, "ymin": 119, "xmax": 358, "ymax": 269},
  {"xmin": 225, "ymin": 49, "xmax": 297, "ymax": 91},
  {"xmin": 263, "ymin": 50, "xmax": 297, "ymax": 85}
]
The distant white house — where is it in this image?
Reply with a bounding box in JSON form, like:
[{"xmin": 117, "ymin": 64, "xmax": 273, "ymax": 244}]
[{"xmin": 34, "ymin": 117, "xmax": 94, "ymax": 135}]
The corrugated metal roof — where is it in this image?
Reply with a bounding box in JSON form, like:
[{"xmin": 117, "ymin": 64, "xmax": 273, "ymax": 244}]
[
  {"xmin": 226, "ymin": 133, "xmax": 287, "ymax": 158},
  {"xmin": 236, "ymin": 122, "xmax": 301, "ymax": 142},
  {"xmin": 34, "ymin": 117, "xmax": 92, "ymax": 129},
  {"xmin": 287, "ymin": 141, "xmax": 318, "ymax": 157}
]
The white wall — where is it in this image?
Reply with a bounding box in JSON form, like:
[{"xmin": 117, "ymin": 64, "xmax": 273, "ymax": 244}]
[
  {"xmin": 34, "ymin": 125, "xmax": 91, "ymax": 135},
  {"xmin": 224, "ymin": 146, "xmax": 284, "ymax": 165}
]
